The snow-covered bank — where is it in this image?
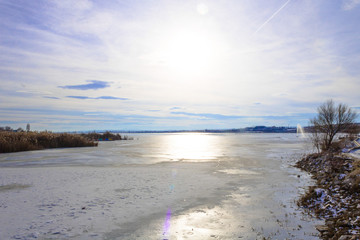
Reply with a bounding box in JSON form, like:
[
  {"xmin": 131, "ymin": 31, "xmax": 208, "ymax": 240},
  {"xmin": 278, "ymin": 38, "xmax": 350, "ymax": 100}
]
[{"xmin": 296, "ymin": 152, "xmax": 360, "ymax": 240}]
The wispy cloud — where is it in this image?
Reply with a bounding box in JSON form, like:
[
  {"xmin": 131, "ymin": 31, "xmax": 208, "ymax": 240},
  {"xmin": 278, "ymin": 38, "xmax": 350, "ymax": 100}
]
[
  {"xmin": 96, "ymin": 96, "xmax": 128, "ymax": 100},
  {"xmin": 67, "ymin": 96, "xmax": 90, "ymax": 99},
  {"xmin": 59, "ymin": 80, "xmax": 111, "ymax": 90},
  {"xmin": 343, "ymin": 0, "xmax": 360, "ymax": 10},
  {"xmin": 43, "ymin": 96, "xmax": 60, "ymax": 100},
  {"xmin": 16, "ymin": 90, "xmax": 53, "ymax": 95},
  {"xmin": 67, "ymin": 96, "xmax": 128, "ymax": 100},
  {"xmin": 171, "ymin": 112, "xmax": 246, "ymax": 120},
  {"xmin": 170, "ymin": 111, "xmax": 315, "ymax": 122}
]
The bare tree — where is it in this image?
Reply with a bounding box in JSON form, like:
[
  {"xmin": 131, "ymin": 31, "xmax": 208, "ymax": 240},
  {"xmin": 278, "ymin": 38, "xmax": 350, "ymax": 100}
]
[
  {"xmin": 309, "ymin": 128, "xmax": 322, "ymax": 153},
  {"xmin": 310, "ymin": 99, "xmax": 358, "ymax": 151}
]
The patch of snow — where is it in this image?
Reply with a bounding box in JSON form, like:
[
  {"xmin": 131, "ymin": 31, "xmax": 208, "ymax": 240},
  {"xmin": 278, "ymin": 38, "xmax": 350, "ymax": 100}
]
[{"xmin": 339, "ymin": 174, "xmax": 346, "ymax": 180}]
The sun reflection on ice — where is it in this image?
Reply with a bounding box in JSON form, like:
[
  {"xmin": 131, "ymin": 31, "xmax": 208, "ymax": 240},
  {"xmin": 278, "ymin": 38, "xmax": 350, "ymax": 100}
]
[
  {"xmin": 159, "ymin": 133, "xmax": 226, "ymax": 239},
  {"xmin": 161, "ymin": 206, "xmax": 240, "ymax": 240},
  {"xmin": 161, "ymin": 133, "xmax": 221, "ymax": 162}
]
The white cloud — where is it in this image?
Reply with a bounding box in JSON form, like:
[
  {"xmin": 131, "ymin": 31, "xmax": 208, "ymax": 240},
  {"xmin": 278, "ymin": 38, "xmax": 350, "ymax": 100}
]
[
  {"xmin": 52, "ymin": 0, "xmax": 93, "ymax": 12},
  {"xmin": 342, "ymin": 0, "xmax": 360, "ymax": 10},
  {"xmin": 0, "ymin": 0, "xmax": 360, "ymax": 130}
]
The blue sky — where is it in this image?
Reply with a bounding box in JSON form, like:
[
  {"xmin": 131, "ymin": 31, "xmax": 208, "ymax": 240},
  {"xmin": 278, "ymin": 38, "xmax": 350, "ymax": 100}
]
[{"xmin": 0, "ymin": 0, "xmax": 359, "ymax": 131}]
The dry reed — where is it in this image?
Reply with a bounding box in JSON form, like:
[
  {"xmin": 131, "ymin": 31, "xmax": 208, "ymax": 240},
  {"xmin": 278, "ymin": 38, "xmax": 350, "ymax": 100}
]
[{"xmin": 0, "ymin": 131, "xmax": 98, "ymax": 153}]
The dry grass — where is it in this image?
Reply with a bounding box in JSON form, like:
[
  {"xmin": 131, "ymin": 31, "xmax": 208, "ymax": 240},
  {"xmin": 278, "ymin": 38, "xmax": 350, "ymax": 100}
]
[
  {"xmin": 0, "ymin": 184, "xmax": 31, "ymax": 192},
  {"xmin": 0, "ymin": 131, "xmax": 98, "ymax": 153},
  {"xmin": 81, "ymin": 131, "xmax": 132, "ymax": 141},
  {"xmin": 347, "ymin": 164, "xmax": 360, "ymax": 193}
]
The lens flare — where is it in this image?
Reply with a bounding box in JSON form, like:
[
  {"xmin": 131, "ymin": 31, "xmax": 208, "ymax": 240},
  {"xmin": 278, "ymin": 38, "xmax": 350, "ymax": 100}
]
[{"xmin": 162, "ymin": 208, "xmax": 172, "ymax": 238}]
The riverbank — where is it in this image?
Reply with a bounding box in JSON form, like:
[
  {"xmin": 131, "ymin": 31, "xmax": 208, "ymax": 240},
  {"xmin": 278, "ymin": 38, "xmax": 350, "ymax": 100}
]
[
  {"xmin": 296, "ymin": 150, "xmax": 360, "ymax": 239},
  {"xmin": 0, "ymin": 131, "xmax": 98, "ymax": 153}
]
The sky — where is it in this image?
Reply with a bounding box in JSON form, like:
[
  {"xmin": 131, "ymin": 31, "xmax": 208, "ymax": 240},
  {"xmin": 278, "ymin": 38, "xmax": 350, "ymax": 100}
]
[{"xmin": 0, "ymin": 0, "xmax": 360, "ymax": 131}]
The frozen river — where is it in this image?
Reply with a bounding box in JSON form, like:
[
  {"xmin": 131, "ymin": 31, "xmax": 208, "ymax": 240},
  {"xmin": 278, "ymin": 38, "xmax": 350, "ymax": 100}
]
[{"xmin": 0, "ymin": 133, "xmax": 322, "ymax": 239}]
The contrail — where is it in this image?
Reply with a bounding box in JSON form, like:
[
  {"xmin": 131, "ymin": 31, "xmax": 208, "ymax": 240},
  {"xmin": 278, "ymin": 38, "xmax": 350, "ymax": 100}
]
[{"xmin": 254, "ymin": 0, "xmax": 291, "ymax": 34}]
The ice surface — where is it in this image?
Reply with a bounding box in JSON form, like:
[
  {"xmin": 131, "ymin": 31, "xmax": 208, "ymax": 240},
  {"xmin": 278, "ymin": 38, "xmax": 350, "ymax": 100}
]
[{"xmin": 0, "ymin": 133, "xmax": 322, "ymax": 239}]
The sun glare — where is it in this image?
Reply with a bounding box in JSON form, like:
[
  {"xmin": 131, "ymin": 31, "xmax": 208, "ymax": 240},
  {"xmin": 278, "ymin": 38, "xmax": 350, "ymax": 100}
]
[
  {"xmin": 162, "ymin": 133, "xmax": 220, "ymax": 161},
  {"xmin": 160, "ymin": 25, "xmax": 224, "ymax": 76},
  {"xmin": 197, "ymin": 3, "xmax": 209, "ymax": 15},
  {"xmin": 142, "ymin": 5, "xmax": 228, "ymax": 79},
  {"xmin": 168, "ymin": 31, "xmax": 211, "ymax": 69}
]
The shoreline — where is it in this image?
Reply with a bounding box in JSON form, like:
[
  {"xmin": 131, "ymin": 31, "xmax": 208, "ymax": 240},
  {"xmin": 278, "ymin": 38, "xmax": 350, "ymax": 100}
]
[{"xmin": 296, "ymin": 152, "xmax": 360, "ymax": 239}]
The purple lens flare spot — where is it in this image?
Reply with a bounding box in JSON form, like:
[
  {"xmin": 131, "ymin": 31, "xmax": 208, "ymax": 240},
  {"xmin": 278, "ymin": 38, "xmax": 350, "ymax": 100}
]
[{"xmin": 162, "ymin": 208, "xmax": 172, "ymax": 236}]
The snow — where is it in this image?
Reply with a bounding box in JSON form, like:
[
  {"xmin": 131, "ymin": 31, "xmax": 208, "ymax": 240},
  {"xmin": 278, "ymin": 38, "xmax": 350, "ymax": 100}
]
[{"xmin": 350, "ymin": 149, "xmax": 360, "ymax": 159}]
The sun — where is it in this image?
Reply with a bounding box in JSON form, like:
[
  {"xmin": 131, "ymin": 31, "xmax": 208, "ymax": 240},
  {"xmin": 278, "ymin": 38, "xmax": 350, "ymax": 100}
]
[
  {"xmin": 165, "ymin": 29, "xmax": 213, "ymax": 72},
  {"xmin": 159, "ymin": 23, "xmax": 225, "ymax": 76},
  {"xmin": 196, "ymin": 3, "xmax": 209, "ymax": 15},
  {"xmin": 144, "ymin": 4, "xmax": 227, "ymax": 77}
]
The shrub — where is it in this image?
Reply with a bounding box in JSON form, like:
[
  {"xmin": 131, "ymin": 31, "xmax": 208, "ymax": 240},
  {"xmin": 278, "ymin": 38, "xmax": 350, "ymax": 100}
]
[{"xmin": 0, "ymin": 132, "xmax": 97, "ymax": 153}]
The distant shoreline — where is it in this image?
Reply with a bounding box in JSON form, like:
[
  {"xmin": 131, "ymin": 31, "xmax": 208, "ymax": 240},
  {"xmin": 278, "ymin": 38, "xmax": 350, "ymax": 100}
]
[{"xmin": 85, "ymin": 126, "xmax": 297, "ymax": 134}]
